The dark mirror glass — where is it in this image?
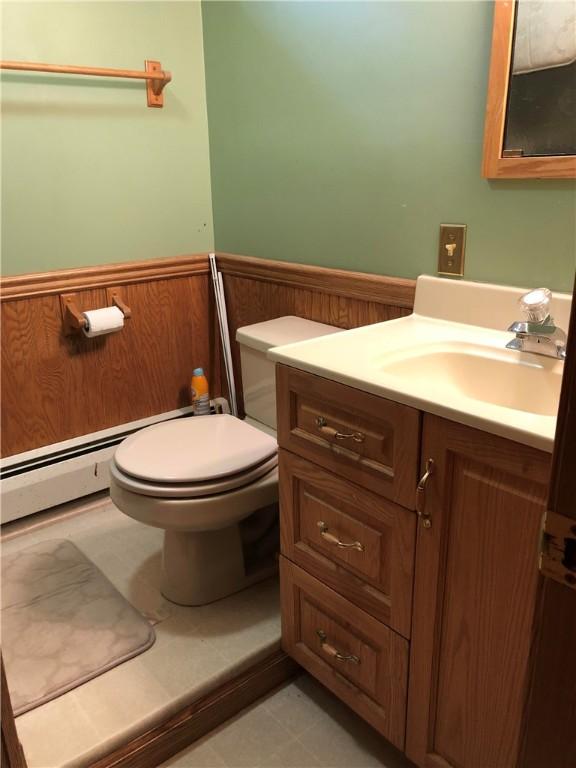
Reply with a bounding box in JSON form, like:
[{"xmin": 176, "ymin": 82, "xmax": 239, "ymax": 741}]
[{"xmin": 504, "ymin": 0, "xmax": 576, "ymax": 157}]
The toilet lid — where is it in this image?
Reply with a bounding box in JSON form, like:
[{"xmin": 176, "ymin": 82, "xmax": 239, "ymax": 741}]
[
  {"xmin": 110, "ymin": 454, "xmax": 278, "ymax": 498},
  {"xmin": 114, "ymin": 414, "xmax": 277, "ymax": 484}
]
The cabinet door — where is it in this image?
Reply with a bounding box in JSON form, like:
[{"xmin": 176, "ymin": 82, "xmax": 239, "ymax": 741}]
[{"xmin": 406, "ymin": 415, "xmax": 550, "ymax": 768}]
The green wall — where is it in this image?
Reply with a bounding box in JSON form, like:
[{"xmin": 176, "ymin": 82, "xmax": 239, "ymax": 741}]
[
  {"xmin": 3, "ymin": 1, "xmax": 575, "ymax": 289},
  {"xmin": 1, "ymin": 1, "xmax": 213, "ymax": 276},
  {"xmin": 202, "ymin": 1, "xmax": 576, "ymax": 292}
]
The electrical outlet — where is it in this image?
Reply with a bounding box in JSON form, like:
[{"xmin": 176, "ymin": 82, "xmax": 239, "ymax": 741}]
[{"xmin": 438, "ymin": 224, "xmax": 466, "ymax": 276}]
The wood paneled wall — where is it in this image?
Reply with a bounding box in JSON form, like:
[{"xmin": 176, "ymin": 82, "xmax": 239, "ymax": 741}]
[
  {"xmin": 0, "ymin": 253, "xmax": 415, "ymax": 458},
  {"xmin": 217, "ymin": 253, "xmax": 415, "ymax": 416},
  {"xmin": 0, "ymin": 256, "xmax": 221, "ymax": 457}
]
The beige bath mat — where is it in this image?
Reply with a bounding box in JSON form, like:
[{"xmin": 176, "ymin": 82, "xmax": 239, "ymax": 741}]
[{"xmin": 1, "ymin": 539, "xmax": 155, "ymax": 715}]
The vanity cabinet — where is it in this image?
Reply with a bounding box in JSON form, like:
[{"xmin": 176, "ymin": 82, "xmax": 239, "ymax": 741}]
[{"xmin": 277, "ymin": 364, "xmax": 552, "ymax": 768}]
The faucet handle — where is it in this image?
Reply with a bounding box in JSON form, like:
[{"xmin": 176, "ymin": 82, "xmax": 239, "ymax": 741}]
[
  {"xmin": 508, "ymin": 318, "xmax": 559, "ymax": 335},
  {"xmin": 519, "ymin": 288, "xmax": 552, "ymax": 323}
]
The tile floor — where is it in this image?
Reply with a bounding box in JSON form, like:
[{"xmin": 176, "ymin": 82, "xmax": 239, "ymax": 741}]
[
  {"xmin": 1, "ymin": 494, "xmax": 281, "ymax": 768},
  {"xmin": 162, "ymin": 675, "xmax": 415, "ymax": 768}
]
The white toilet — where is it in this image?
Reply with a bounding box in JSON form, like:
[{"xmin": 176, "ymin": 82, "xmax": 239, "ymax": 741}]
[{"xmin": 109, "ymin": 316, "xmax": 340, "ymax": 606}]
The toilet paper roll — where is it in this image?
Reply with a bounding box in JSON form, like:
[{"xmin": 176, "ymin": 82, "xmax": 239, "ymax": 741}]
[{"xmin": 82, "ymin": 306, "xmax": 125, "ymax": 338}]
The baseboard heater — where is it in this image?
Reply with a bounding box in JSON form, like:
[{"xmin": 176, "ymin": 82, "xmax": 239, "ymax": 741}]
[{"xmin": 0, "ymin": 399, "xmax": 229, "ymax": 525}]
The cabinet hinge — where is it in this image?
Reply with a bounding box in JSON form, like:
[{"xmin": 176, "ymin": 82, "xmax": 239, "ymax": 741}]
[{"xmin": 540, "ymin": 511, "xmax": 576, "ymax": 591}]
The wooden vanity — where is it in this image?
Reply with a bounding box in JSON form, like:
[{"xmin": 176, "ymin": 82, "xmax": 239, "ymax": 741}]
[{"xmin": 276, "ymin": 363, "xmax": 552, "ymax": 768}]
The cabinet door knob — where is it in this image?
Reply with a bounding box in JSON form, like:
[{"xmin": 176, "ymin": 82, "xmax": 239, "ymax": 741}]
[
  {"xmin": 317, "ymin": 521, "xmax": 364, "ymax": 551},
  {"xmin": 416, "ymin": 458, "xmax": 435, "ymax": 528}
]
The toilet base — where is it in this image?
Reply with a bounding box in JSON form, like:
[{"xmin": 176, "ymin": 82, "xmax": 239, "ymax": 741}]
[
  {"xmin": 161, "ymin": 526, "xmax": 276, "ymax": 606},
  {"xmin": 109, "ymin": 466, "xmax": 279, "ymax": 606}
]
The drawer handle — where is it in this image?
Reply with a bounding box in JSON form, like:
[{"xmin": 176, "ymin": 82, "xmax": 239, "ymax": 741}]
[
  {"xmin": 416, "ymin": 458, "xmax": 435, "ymax": 529},
  {"xmin": 315, "ymin": 416, "xmax": 365, "ymax": 443},
  {"xmin": 316, "ymin": 630, "xmax": 360, "ymax": 664},
  {"xmin": 317, "ymin": 521, "xmax": 364, "ymax": 552}
]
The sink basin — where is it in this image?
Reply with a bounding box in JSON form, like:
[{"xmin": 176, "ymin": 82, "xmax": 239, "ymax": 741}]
[
  {"xmin": 269, "ymin": 276, "xmax": 572, "ymax": 451},
  {"xmin": 378, "ymin": 341, "xmax": 562, "ymax": 417}
]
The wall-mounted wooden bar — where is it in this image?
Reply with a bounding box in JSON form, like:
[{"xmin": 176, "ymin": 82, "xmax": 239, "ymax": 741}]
[{"xmin": 0, "ymin": 59, "xmax": 171, "ymax": 108}]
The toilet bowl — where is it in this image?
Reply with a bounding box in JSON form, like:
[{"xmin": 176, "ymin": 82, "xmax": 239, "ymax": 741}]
[
  {"xmin": 109, "ymin": 316, "xmax": 341, "ymax": 605},
  {"xmin": 110, "ymin": 414, "xmax": 279, "ymax": 605}
]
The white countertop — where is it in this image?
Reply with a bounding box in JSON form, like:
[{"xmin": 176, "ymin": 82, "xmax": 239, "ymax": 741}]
[{"xmin": 268, "ymin": 276, "xmax": 572, "ymax": 453}]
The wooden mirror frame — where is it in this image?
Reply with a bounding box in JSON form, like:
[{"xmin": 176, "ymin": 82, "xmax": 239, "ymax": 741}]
[{"xmin": 482, "ymin": 0, "xmax": 576, "ymax": 179}]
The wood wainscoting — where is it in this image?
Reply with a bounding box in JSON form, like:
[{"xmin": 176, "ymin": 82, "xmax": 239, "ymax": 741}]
[
  {"xmin": 1, "ymin": 255, "xmax": 223, "ymax": 457},
  {"xmin": 0, "ymin": 253, "xmax": 415, "ymax": 457},
  {"xmin": 216, "ymin": 253, "xmax": 415, "ymax": 416}
]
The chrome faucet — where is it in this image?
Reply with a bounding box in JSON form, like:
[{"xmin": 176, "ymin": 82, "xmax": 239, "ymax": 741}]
[{"xmin": 506, "ymin": 288, "xmax": 567, "ymax": 360}]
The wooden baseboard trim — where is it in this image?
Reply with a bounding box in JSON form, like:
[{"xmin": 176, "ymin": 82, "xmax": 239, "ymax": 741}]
[
  {"xmin": 90, "ymin": 651, "xmax": 300, "ymax": 768},
  {"xmin": 215, "ymin": 253, "xmax": 416, "ymax": 309},
  {"xmin": 0, "ymin": 254, "xmax": 210, "ymax": 302}
]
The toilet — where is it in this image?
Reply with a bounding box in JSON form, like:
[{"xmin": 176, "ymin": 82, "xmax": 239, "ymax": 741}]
[{"xmin": 109, "ymin": 316, "xmax": 340, "ymax": 606}]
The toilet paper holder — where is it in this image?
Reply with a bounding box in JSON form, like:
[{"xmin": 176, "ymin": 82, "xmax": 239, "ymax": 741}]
[{"xmin": 60, "ymin": 289, "xmax": 132, "ymax": 336}]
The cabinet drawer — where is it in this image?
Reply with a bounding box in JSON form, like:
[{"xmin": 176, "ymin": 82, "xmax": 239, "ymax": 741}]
[
  {"xmin": 280, "ymin": 557, "xmax": 409, "ymax": 750},
  {"xmin": 280, "ymin": 450, "xmax": 416, "ymax": 637},
  {"xmin": 276, "ymin": 365, "xmax": 420, "ymax": 508}
]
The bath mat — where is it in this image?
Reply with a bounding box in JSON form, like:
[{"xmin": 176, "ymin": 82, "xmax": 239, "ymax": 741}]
[{"xmin": 1, "ymin": 539, "xmax": 156, "ymax": 715}]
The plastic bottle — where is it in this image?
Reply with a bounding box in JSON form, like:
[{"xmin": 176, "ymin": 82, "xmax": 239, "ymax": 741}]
[{"xmin": 190, "ymin": 368, "xmax": 210, "ymax": 416}]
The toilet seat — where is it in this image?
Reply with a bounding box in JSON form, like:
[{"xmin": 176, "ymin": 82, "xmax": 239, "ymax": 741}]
[
  {"xmin": 111, "ymin": 454, "xmax": 278, "ymax": 498},
  {"xmin": 111, "ymin": 413, "xmax": 278, "ymax": 499}
]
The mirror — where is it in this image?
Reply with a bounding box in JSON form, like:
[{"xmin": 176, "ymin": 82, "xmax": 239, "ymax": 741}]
[
  {"xmin": 505, "ymin": 0, "xmax": 576, "ymax": 157},
  {"xmin": 483, "ymin": 0, "xmax": 576, "ymax": 178}
]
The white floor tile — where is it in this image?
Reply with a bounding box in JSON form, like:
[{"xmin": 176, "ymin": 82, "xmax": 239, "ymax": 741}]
[
  {"xmin": 203, "ymin": 706, "xmax": 293, "ymax": 768},
  {"xmin": 71, "ymin": 654, "xmax": 173, "ymax": 743},
  {"xmin": 135, "ymin": 630, "xmax": 228, "ymax": 700},
  {"xmin": 163, "ymin": 677, "xmax": 415, "ymax": 768},
  {"xmin": 262, "ymin": 737, "xmax": 323, "ymax": 768},
  {"xmin": 297, "ymin": 695, "xmax": 410, "ymax": 768},
  {"xmin": 162, "ymin": 740, "xmax": 227, "ymax": 768},
  {"xmin": 16, "ymin": 692, "xmax": 101, "ymax": 768},
  {"xmin": 4, "ymin": 496, "xmax": 281, "ymax": 768},
  {"xmin": 264, "ymin": 675, "xmax": 337, "ymax": 737}
]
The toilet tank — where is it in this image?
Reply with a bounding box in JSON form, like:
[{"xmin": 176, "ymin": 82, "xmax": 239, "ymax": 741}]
[{"xmin": 236, "ymin": 316, "xmax": 341, "ymax": 429}]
